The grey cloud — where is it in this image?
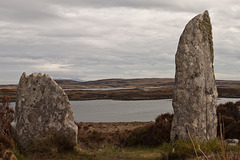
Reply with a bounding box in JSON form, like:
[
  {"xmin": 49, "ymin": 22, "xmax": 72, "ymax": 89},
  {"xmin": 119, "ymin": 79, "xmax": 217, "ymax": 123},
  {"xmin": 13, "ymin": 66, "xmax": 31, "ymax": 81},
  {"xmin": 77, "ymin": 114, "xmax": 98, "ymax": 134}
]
[
  {"xmin": 47, "ymin": 0, "xmax": 215, "ymax": 13},
  {"xmin": 0, "ymin": 1, "xmax": 59, "ymax": 23},
  {"xmin": 0, "ymin": 0, "xmax": 215, "ymax": 25}
]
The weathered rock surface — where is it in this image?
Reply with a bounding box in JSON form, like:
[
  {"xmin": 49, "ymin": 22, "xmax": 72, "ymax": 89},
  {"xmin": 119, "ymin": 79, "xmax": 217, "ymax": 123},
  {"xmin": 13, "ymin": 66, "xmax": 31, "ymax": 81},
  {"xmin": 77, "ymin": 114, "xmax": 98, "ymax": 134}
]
[
  {"xmin": 171, "ymin": 10, "xmax": 218, "ymax": 141},
  {"xmin": 11, "ymin": 72, "xmax": 78, "ymax": 149}
]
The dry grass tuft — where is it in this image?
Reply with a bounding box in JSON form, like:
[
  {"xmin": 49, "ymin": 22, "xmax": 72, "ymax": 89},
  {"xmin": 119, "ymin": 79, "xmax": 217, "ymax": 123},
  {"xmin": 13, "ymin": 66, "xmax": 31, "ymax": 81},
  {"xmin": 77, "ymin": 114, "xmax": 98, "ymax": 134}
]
[{"xmin": 0, "ymin": 95, "xmax": 15, "ymax": 160}]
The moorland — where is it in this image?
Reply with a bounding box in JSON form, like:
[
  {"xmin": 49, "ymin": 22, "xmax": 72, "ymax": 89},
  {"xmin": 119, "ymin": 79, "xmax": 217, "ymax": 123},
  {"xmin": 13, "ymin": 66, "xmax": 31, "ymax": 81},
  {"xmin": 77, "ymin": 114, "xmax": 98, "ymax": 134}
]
[
  {"xmin": 1, "ymin": 78, "xmax": 240, "ymax": 159},
  {"xmin": 1, "ymin": 78, "xmax": 240, "ymax": 102}
]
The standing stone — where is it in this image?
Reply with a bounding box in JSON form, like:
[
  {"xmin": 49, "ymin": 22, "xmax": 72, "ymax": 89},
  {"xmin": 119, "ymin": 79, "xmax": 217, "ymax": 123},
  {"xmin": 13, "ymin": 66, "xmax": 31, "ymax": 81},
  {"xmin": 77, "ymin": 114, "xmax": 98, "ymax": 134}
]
[
  {"xmin": 170, "ymin": 10, "xmax": 218, "ymax": 141},
  {"xmin": 11, "ymin": 72, "xmax": 78, "ymax": 149}
]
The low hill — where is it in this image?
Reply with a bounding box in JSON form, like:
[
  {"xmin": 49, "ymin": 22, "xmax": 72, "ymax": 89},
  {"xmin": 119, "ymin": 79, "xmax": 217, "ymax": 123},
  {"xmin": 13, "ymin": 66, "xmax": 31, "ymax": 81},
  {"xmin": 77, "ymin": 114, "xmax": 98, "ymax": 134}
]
[
  {"xmin": 56, "ymin": 78, "xmax": 240, "ymax": 88},
  {"xmin": 1, "ymin": 78, "xmax": 240, "ymax": 101},
  {"xmin": 57, "ymin": 78, "xmax": 174, "ymax": 88}
]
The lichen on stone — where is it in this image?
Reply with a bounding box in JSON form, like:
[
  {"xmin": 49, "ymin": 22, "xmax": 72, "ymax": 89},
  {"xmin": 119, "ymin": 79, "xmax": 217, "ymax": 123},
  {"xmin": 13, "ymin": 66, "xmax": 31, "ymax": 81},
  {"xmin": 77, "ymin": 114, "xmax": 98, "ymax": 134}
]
[
  {"xmin": 199, "ymin": 10, "xmax": 214, "ymax": 63},
  {"xmin": 12, "ymin": 72, "xmax": 78, "ymax": 149}
]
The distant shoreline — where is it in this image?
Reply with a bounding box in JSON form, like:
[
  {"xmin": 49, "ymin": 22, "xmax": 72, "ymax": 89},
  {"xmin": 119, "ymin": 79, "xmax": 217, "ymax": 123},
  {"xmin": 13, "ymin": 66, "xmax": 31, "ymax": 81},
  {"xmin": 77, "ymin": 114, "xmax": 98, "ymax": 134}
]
[{"xmin": 1, "ymin": 78, "xmax": 240, "ymax": 102}]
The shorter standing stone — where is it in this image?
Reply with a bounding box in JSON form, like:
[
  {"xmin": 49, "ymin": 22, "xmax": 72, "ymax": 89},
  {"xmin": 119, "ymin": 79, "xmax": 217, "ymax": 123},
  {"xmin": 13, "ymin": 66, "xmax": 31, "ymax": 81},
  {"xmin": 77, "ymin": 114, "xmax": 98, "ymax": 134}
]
[{"xmin": 11, "ymin": 72, "xmax": 78, "ymax": 149}]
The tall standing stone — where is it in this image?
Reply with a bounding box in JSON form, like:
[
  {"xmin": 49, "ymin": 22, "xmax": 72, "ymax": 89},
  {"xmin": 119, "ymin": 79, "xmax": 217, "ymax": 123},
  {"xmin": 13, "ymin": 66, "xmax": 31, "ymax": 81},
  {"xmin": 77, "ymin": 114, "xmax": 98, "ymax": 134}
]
[
  {"xmin": 11, "ymin": 72, "xmax": 78, "ymax": 149},
  {"xmin": 170, "ymin": 10, "xmax": 218, "ymax": 141}
]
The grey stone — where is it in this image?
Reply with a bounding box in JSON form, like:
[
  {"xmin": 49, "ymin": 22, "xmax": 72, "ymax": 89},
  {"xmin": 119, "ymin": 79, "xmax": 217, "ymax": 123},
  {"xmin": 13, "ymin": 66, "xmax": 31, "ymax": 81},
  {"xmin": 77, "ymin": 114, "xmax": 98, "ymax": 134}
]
[
  {"xmin": 225, "ymin": 139, "xmax": 239, "ymax": 146},
  {"xmin": 170, "ymin": 10, "xmax": 218, "ymax": 141},
  {"xmin": 11, "ymin": 72, "xmax": 78, "ymax": 149}
]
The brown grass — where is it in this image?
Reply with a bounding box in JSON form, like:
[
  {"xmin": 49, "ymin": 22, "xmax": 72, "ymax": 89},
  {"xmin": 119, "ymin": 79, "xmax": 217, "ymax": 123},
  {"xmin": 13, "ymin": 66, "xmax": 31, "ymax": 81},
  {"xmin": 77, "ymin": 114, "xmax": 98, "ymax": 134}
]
[{"xmin": 0, "ymin": 96, "xmax": 15, "ymax": 160}]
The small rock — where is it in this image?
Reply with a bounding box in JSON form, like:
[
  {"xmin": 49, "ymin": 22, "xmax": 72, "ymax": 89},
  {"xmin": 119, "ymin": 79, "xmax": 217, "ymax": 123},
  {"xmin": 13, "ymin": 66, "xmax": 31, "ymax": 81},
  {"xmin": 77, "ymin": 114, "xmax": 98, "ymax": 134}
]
[{"xmin": 225, "ymin": 139, "xmax": 239, "ymax": 146}]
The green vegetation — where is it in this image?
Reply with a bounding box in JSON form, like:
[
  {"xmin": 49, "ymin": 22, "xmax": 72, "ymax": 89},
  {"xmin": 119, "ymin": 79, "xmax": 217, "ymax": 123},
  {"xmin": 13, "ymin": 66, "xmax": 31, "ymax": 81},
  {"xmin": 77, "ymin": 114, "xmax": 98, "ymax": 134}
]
[
  {"xmin": 161, "ymin": 139, "xmax": 220, "ymax": 159},
  {"xmin": 160, "ymin": 139, "xmax": 240, "ymax": 160},
  {"xmin": 17, "ymin": 146, "xmax": 92, "ymax": 160},
  {"xmin": 14, "ymin": 145, "xmax": 163, "ymax": 160},
  {"xmin": 12, "ymin": 139, "xmax": 240, "ymax": 160}
]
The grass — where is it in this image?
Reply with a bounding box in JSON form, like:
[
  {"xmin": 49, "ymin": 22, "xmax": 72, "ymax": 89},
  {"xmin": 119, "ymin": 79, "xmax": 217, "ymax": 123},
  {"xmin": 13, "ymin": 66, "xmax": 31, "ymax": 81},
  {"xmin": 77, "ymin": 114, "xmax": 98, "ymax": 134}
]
[
  {"xmin": 18, "ymin": 146, "xmax": 93, "ymax": 160},
  {"xmin": 160, "ymin": 139, "xmax": 223, "ymax": 159},
  {"xmin": 14, "ymin": 145, "xmax": 163, "ymax": 160},
  {"xmin": 98, "ymin": 146, "xmax": 162, "ymax": 160},
  {"xmin": 12, "ymin": 141, "xmax": 240, "ymax": 160}
]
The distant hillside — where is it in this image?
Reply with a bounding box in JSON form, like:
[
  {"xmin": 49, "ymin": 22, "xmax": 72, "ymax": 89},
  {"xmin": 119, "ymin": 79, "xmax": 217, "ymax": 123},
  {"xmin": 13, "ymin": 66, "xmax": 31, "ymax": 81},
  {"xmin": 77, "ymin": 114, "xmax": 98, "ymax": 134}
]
[
  {"xmin": 54, "ymin": 79, "xmax": 82, "ymax": 85},
  {"xmin": 55, "ymin": 78, "xmax": 240, "ymax": 88},
  {"xmin": 56, "ymin": 78, "xmax": 174, "ymax": 88},
  {"xmin": 216, "ymin": 80, "xmax": 240, "ymax": 86}
]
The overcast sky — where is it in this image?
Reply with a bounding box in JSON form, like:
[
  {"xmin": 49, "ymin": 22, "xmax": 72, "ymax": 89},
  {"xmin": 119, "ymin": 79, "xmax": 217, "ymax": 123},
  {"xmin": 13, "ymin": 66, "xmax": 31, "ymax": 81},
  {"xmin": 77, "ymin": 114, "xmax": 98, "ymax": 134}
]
[{"xmin": 0, "ymin": 0, "xmax": 240, "ymax": 84}]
